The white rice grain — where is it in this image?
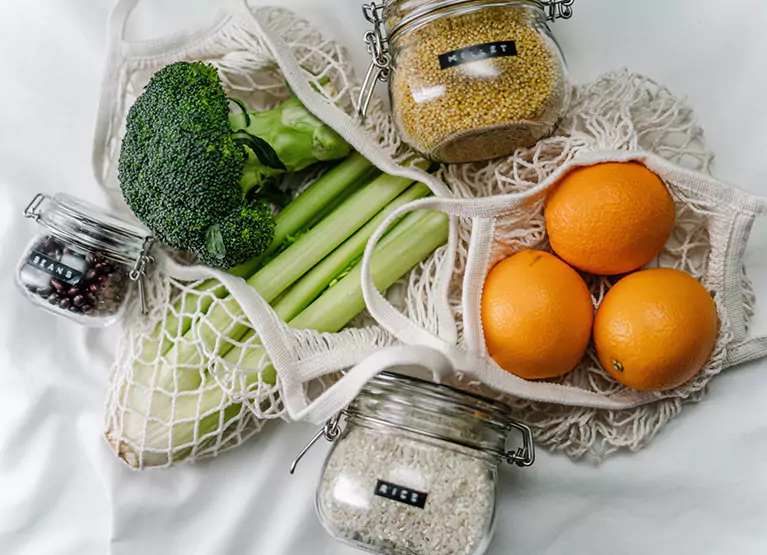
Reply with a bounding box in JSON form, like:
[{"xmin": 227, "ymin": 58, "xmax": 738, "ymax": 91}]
[{"xmin": 318, "ymin": 425, "xmax": 496, "ymax": 555}]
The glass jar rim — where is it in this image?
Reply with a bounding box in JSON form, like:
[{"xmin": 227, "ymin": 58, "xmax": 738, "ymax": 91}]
[
  {"xmin": 386, "ymin": 0, "xmax": 547, "ymax": 39},
  {"xmin": 25, "ymin": 193, "xmax": 151, "ymax": 266},
  {"xmin": 346, "ymin": 371, "xmax": 524, "ymax": 462},
  {"xmin": 368, "ymin": 371, "xmax": 513, "ymax": 422}
]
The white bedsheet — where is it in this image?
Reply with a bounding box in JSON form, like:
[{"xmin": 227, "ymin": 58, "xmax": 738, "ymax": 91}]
[{"xmin": 1, "ymin": 1, "xmax": 766, "ymax": 554}]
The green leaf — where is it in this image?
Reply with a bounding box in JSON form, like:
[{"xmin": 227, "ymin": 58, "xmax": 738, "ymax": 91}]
[
  {"xmin": 233, "ymin": 130, "xmax": 287, "ymax": 171},
  {"xmin": 205, "ymin": 225, "xmax": 226, "ymax": 260}
]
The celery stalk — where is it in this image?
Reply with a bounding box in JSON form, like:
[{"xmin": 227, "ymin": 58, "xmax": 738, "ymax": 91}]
[
  {"xmin": 291, "ymin": 209, "xmax": 448, "ymax": 331},
  {"xmin": 273, "ymin": 182, "xmax": 431, "ymax": 322}
]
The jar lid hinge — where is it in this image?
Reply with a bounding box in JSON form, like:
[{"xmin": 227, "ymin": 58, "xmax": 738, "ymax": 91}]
[
  {"xmin": 129, "ymin": 237, "xmax": 155, "ymax": 316},
  {"xmin": 24, "ymin": 193, "xmax": 47, "ymax": 222},
  {"xmin": 358, "ymin": 2, "xmax": 391, "ymax": 121},
  {"xmin": 506, "ymin": 420, "xmax": 536, "ymax": 467},
  {"xmin": 290, "ymin": 412, "xmax": 344, "ymax": 474},
  {"xmin": 543, "ymin": 0, "xmax": 575, "ymax": 21}
]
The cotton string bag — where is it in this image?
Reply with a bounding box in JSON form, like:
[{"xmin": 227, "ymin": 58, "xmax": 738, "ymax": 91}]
[{"xmin": 95, "ymin": 0, "xmax": 767, "ymax": 468}]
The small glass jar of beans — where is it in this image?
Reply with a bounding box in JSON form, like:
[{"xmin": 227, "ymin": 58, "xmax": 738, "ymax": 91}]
[
  {"xmin": 358, "ymin": 0, "xmax": 575, "ymax": 163},
  {"xmin": 18, "ymin": 193, "xmax": 153, "ymax": 326}
]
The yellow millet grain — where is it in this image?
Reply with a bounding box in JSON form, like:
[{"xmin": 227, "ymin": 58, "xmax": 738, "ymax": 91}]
[{"xmin": 391, "ymin": 6, "xmax": 567, "ymax": 162}]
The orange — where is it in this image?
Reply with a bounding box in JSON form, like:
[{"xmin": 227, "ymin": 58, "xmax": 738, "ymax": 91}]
[
  {"xmin": 593, "ymin": 268, "xmax": 719, "ymax": 392},
  {"xmin": 481, "ymin": 250, "xmax": 594, "ymax": 380},
  {"xmin": 544, "ymin": 162, "xmax": 676, "ymax": 275}
]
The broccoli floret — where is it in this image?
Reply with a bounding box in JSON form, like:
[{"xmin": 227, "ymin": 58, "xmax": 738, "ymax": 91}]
[{"xmin": 117, "ymin": 61, "xmax": 350, "ymax": 269}]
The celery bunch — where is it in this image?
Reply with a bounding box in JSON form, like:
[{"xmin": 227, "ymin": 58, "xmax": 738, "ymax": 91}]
[{"xmin": 108, "ymin": 155, "xmax": 449, "ymax": 468}]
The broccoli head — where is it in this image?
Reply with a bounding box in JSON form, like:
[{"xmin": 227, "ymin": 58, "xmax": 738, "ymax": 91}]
[{"xmin": 117, "ymin": 61, "xmax": 350, "ymax": 269}]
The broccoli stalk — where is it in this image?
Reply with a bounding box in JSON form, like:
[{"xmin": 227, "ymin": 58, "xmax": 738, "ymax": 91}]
[
  {"xmin": 229, "ymin": 87, "xmax": 350, "ymax": 197},
  {"xmin": 118, "ymin": 61, "xmax": 350, "ymax": 269}
]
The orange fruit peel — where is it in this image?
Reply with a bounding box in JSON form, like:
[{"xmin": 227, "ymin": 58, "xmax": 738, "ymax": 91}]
[
  {"xmin": 544, "ymin": 162, "xmax": 676, "ymax": 275},
  {"xmin": 481, "ymin": 250, "xmax": 594, "ymax": 380}
]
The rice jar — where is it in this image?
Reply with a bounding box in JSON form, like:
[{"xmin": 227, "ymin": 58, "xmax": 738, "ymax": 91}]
[
  {"xmin": 360, "ymin": 0, "xmax": 574, "ymax": 163},
  {"xmin": 315, "ymin": 372, "xmax": 535, "ymax": 555}
]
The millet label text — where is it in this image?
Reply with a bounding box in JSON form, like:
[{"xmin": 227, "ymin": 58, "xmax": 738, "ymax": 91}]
[{"xmin": 438, "ymin": 40, "xmax": 518, "ymax": 69}]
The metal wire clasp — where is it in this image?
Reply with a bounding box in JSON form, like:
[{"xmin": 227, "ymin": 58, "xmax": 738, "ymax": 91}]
[
  {"xmin": 290, "ymin": 412, "xmax": 344, "ymax": 474},
  {"xmin": 357, "ymin": 2, "xmax": 391, "ymax": 122},
  {"xmin": 544, "ymin": 0, "xmax": 575, "ymax": 21},
  {"xmin": 129, "ymin": 237, "xmax": 155, "ymax": 316},
  {"xmin": 506, "ymin": 420, "xmax": 535, "ymax": 467},
  {"xmin": 24, "ymin": 193, "xmax": 48, "ymax": 221}
]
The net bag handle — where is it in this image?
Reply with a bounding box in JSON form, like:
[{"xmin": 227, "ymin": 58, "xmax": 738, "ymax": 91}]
[
  {"xmin": 291, "ymin": 345, "xmax": 457, "ymax": 425},
  {"xmin": 637, "ymin": 155, "xmax": 767, "ymax": 368},
  {"xmin": 359, "ymin": 151, "xmax": 767, "ymax": 406}
]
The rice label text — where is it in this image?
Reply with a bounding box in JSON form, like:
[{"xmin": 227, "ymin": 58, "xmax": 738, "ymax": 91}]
[
  {"xmin": 438, "ymin": 40, "xmax": 518, "ymax": 70},
  {"xmin": 374, "ymin": 480, "xmax": 428, "ymax": 509},
  {"xmin": 28, "ymin": 251, "xmax": 83, "ymax": 285}
]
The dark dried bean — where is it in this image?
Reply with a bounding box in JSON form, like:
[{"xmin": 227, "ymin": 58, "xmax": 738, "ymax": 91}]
[
  {"xmin": 81, "ymin": 305, "xmax": 93, "ymax": 314},
  {"xmin": 68, "ymin": 306, "xmax": 80, "ymax": 313},
  {"xmin": 98, "ymin": 275, "xmax": 108, "ymax": 284},
  {"xmin": 67, "ymin": 286, "xmax": 79, "ymax": 298},
  {"xmin": 37, "ymin": 287, "xmax": 52, "ymax": 299},
  {"xmin": 73, "ymin": 295, "xmax": 85, "ymax": 307},
  {"xmin": 51, "ymin": 279, "xmax": 65, "ymax": 293},
  {"xmin": 84, "ymin": 269, "xmax": 97, "ymax": 282},
  {"xmin": 89, "ymin": 283, "xmax": 100, "ymax": 294},
  {"xmin": 48, "ymin": 294, "xmax": 60, "ymax": 305},
  {"xmin": 58, "ymin": 298, "xmax": 71, "ymax": 309}
]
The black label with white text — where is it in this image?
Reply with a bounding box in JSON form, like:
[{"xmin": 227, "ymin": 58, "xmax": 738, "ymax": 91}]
[
  {"xmin": 374, "ymin": 480, "xmax": 428, "ymax": 509},
  {"xmin": 438, "ymin": 40, "xmax": 518, "ymax": 70},
  {"xmin": 27, "ymin": 251, "xmax": 83, "ymax": 285}
]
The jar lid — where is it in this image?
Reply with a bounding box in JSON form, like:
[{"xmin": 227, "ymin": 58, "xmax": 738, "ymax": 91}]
[
  {"xmin": 24, "ymin": 193, "xmax": 151, "ymax": 266},
  {"xmin": 384, "ymin": 0, "xmax": 573, "ymax": 40},
  {"xmin": 349, "ymin": 371, "xmax": 535, "ymax": 466},
  {"xmin": 289, "ymin": 370, "xmax": 535, "ymax": 472}
]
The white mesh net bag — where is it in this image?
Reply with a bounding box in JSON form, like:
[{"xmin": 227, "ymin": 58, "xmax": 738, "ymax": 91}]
[{"xmin": 95, "ymin": 0, "xmax": 767, "ymax": 469}]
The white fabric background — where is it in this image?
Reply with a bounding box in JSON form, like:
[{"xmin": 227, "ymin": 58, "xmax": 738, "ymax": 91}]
[{"xmin": 1, "ymin": 1, "xmax": 767, "ymax": 554}]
